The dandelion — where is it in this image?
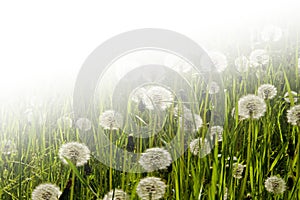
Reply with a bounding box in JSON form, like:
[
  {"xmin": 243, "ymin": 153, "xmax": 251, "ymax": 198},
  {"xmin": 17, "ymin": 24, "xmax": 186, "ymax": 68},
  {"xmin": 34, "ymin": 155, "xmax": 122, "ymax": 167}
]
[
  {"xmin": 210, "ymin": 126, "xmax": 223, "ymax": 142},
  {"xmin": 209, "ymin": 51, "xmax": 228, "ymax": 72},
  {"xmin": 131, "ymin": 87, "xmax": 147, "ymax": 103},
  {"xmin": 139, "ymin": 147, "xmax": 172, "ymax": 172},
  {"xmin": 58, "ymin": 142, "xmax": 90, "ymax": 167},
  {"xmin": 231, "ymin": 107, "xmax": 246, "ymax": 121},
  {"xmin": 234, "ymin": 56, "xmax": 250, "ymax": 72},
  {"xmin": 284, "ymin": 91, "xmax": 298, "ymax": 103},
  {"xmin": 75, "ymin": 118, "xmax": 92, "ymax": 131},
  {"xmin": 32, "ymin": 183, "xmax": 62, "ymax": 200},
  {"xmin": 238, "ymin": 94, "xmax": 266, "ymax": 119},
  {"xmin": 136, "ymin": 177, "xmax": 167, "ymax": 200},
  {"xmin": 249, "ymin": 49, "xmax": 269, "ymax": 67},
  {"xmin": 179, "ymin": 112, "xmax": 203, "ymax": 132},
  {"xmin": 232, "ymin": 163, "xmax": 245, "ymax": 179},
  {"xmin": 261, "ymin": 25, "xmax": 283, "ymax": 42},
  {"xmin": 207, "ymin": 81, "xmax": 220, "ymax": 94},
  {"xmin": 143, "ymin": 86, "xmax": 174, "ymax": 110},
  {"xmin": 173, "ymin": 104, "xmax": 192, "ymax": 117},
  {"xmin": 1, "ymin": 139, "xmax": 16, "ymax": 155},
  {"xmin": 164, "ymin": 54, "xmax": 192, "ymax": 73},
  {"xmin": 99, "ymin": 110, "xmax": 123, "ymax": 130},
  {"xmin": 257, "ymin": 84, "xmax": 277, "ymax": 100},
  {"xmin": 57, "ymin": 116, "xmax": 73, "ymax": 128},
  {"xmin": 264, "ymin": 176, "xmax": 286, "ymax": 194},
  {"xmin": 189, "ymin": 138, "xmax": 212, "ymax": 157},
  {"xmin": 103, "ymin": 189, "xmax": 129, "ymax": 200},
  {"xmin": 287, "ymin": 105, "xmax": 300, "ymax": 126}
]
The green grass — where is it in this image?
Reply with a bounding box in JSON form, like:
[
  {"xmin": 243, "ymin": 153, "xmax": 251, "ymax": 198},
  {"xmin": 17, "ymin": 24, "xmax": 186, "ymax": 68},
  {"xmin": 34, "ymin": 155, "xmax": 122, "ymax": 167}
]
[{"xmin": 0, "ymin": 28, "xmax": 300, "ymax": 200}]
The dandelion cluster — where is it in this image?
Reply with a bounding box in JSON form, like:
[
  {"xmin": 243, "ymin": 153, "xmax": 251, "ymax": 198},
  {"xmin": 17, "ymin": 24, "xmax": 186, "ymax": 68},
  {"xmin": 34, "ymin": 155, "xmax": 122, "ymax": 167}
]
[
  {"xmin": 264, "ymin": 176, "xmax": 286, "ymax": 194},
  {"xmin": 32, "ymin": 183, "xmax": 62, "ymax": 200},
  {"xmin": 58, "ymin": 142, "xmax": 91, "ymax": 167},
  {"xmin": 136, "ymin": 177, "xmax": 167, "ymax": 200},
  {"xmin": 139, "ymin": 147, "xmax": 172, "ymax": 172}
]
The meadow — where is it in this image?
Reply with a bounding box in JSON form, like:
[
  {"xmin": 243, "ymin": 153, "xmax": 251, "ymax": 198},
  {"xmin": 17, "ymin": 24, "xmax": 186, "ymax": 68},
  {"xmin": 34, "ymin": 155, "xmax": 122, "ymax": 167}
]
[{"xmin": 0, "ymin": 25, "xmax": 300, "ymax": 200}]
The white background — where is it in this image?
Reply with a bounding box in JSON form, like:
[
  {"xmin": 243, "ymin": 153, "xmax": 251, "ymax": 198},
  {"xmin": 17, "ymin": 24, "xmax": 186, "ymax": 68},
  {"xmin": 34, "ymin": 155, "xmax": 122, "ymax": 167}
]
[{"xmin": 0, "ymin": 1, "xmax": 298, "ymax": 102}]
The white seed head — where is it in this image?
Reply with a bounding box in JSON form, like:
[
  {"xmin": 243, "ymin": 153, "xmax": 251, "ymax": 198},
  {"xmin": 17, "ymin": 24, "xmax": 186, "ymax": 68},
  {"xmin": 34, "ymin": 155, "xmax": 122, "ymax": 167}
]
[
  {"xmin": 235, "ymin": 56, "xmax": 250, "ymax": 72},
  {"xmin": 238, "ymin": 94, "xmax": 266, "ymax": 119},
  {"xmin": 257, "ymin": 84, "xmax": 277, "ymax": 100},
  {"xmin": 232, "ymin": 163, "xmax": 245, "ymax": 179},
  {"xmin": 210, "ymin": 126, "xmax": 224, "ymax": 142},
  {"xmin": 75, "ymin": 118, "xmax": 92, "ymax": 131},
  {"xmin": 208, "ymin": 81, "xmax": 220, "ymax": 94},
  {"xmin": 189, "ymin": 138, "xmax": 212, "ymax": 157},
  {"xmin": 58, "ymin": 142, "xmax": 91, "ymax": 167},
  {"xmin": 99, "ymin": 110, "xmax": 123, "ymax": 130},
  {"xmin": 209, "ymin": 51, "xmax": 228, "ymax": 72},
  {"xmin": 287, "ymin": 105, "xmax": 300, "ymax": 126},
  {"xmin": 103, "ymin": 189, "xmax": 129, "ymax": 200},
  {"xmin": 136, "ymin": 177, "xmax": 167, "ymax": 200},
  {"xmin": 32, "ymin": 183, "xmax": 62, "ymax": 200},
  {"xmin": 139, "ymin": 147, "xmax": 172, "ymax": 172},
  {"xmin": 284, "ymin": 91, "xmax": 298, "ymax": 103},
  {"xmin": 264, "ymin": 176, "xmax": 286, "ymax": 194},
  {"xmin": 249, "ymin": 49, "xmax": 269, "ymax": 67},
  {"xmin": 179, "ymin": 112, "xmax": 203, "ymax": 132},
  {"xmin": 143, "ymin": 86, "xmax": 174, "ymax": 110}
]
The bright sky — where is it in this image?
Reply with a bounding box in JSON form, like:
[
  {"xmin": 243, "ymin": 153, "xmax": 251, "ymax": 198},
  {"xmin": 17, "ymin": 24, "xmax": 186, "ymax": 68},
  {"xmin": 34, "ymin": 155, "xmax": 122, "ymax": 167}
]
[{"xmin": 0, "ymin": 1, "xmax": 298, "ymax": 102}]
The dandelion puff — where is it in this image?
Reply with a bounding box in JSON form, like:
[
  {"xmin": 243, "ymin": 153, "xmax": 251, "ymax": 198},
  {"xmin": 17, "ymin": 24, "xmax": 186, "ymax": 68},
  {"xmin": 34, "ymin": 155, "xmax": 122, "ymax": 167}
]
[
  {"xmin": 143, "ymin": 86, "xmax": 174, "ymax": 110},
  {"xmin": 209, "ymin": 51, "xmax": 228, "ymax": 72},
  {"xmin": 189, "ymin": 138, "xmax": 212, "ymax": 157},
  {"xmin": 58, "ymin": 142, "xmax": 90, "ymax": 167},
  {"xmin": 57, "ymin": 116, "xmax": 73, "ymax": 128},
  {"xmin": 136, "ymin": 177, "xmax": 167, "ymax": 200},
  {"xmin": 179, "ymin": 112, "xmax": 203, "ymax": 132},
  {"xmin": 173, "ymin": 104, "xmax": 192, "ymax": 117},
  {"xmin": 131, "ymin": 87, "xmax": 147, "ymax": 103},
  {"xmin": 207, "ymin": 81, "xmax": 220, "ymax": 94},
  {"xmin": 99, "ymin": 110, "xmax": 123, "ymax": 130},
  {"xmin": 75, "ymin": 118, "xmax": 92, "ymax": 131},
  {"xmin": 231, "ymin": 107, "xmax": 246, "ymax": 121},
  {"xmin": 249, "ymin": 49, "xmax": 269, "ymax": 67},
  {"xmin": 261, "ymin": 25, "xmax": 283, "ymax": 42},
  {"xmin": 32, "ymin": 183, "xmax": 62, "ymax": 200},
  {"xmin": 235, "ymin": 56, "xmax": 250, "ymax": 72},
  {"xmin": 238, "ymin": 94, "xmax": 266, "ymax": 119},
  {"xmin": 210, "ymin": 126, "xmax": 223, "ymax": 142},
  {"xmin": 264, "ymin": 176, "xmax": 286, "ymax": 194},
  {"xmin": 232, "ymin": 163, "xmax": 245, "ymax": 179},
  {"xmin": 103, "ymin": 189, "xmax": 129, "ymax": 200},
  {"xmin": 139, "ymin": 147, "xmax": 172, "ymax": 172},
  {"xmin": 287, "ymin": 105, "xmax": 300, "ymax": 126},
  {"xmin": 257, "ymin": 84, "xmax": 277, "ymax": 100},
  {"xmin": 284, "ymin": 91, "xmax": 298, "ymax": 103},
  {"xmin": 1, "ymin": 139, "xmax": 16, "ymax": 155}
]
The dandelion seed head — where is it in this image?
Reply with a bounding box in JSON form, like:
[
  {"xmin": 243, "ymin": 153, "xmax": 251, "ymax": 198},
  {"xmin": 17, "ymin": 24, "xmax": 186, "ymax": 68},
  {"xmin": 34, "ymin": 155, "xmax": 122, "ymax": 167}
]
[
  {"xmin": 264, "ymin": 176, "xmax": 286, "ymax": 194},
  {"xmin": 143, "ymin": 86, "xmax": 174, "ymax": 110},
  {"xmin": 189, "ymin": 138, "xmax": 212, "ymax": 157},
  {"xmin": 249, "ymin": 49, "xmax": 269, "ymax": 67},
  {"xmin": 261, "ymin": 25, "xmax": 283, "ymax": 42},
  {"xmin": 235, "ymin": 56, "xmax": 250, "ymax": 72},
  {"xmin": 287, "ymin": 105, "xmax": 300, "ymax": 126},
  {"xmin": 284, "ymin": 91, "xmax": 298, "ymax": 103},
  {"xmin": 257, "ymin": 84, "xmax": 277, "ymax": 100},
  {"xmin": 103, "ymin": 189, "xmax": 129, "ymax": 200},
  {"xmin": 209, "ymin": 51, "xmax": 228, "ymax": 72},
  {"xmin": 232, "ymin": 163, "xmax": 245, "ymax": 179},
  {"xmin": 32, "ymin": 183, "xmax": 62, "ymax": 200},
  {"xmin": 210, "ymin": 126, "xmax": 223, "ymax": 142},
  {"xmin": 58, "ymin": 142, "xmax": 90, "ymax": 167},
  {"xmin": 75, "ymin": 118, "xmax": 92, "ymax": 131},
  {"xmin": 136, "ymin": 177, "xmax": 167, "ymax": 200},
  {"xmin": 99, "ymin": 110, "xmax": 123, "ymax": 130},
  {"xmin": 139, "ymin": 147, "xmax": 172, "ymax": 172},
  {"xmin": 238, "ymin": 94, "xmax": 266, "ymax": 119}
]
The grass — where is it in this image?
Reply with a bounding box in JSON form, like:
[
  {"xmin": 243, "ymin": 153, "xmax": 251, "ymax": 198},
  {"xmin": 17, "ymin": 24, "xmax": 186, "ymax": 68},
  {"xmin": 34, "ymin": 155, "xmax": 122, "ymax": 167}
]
[{"xmin": 0, "ymin": 27, "xmax": 300, "ymax": 200}]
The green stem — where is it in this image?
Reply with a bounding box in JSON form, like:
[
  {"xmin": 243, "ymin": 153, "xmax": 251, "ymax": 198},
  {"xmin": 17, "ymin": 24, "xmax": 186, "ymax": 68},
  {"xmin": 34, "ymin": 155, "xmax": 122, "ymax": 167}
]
[{"xmin": 70, "ymin": 171, "xmax": 75, "ymax": 200}]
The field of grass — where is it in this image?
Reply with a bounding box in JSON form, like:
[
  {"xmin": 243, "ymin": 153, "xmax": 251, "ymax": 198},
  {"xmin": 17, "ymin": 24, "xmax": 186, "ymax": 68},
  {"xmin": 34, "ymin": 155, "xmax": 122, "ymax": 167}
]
[{"xmin": 0, "ymin": 25, "xmax": 300, "ymax": 200}]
